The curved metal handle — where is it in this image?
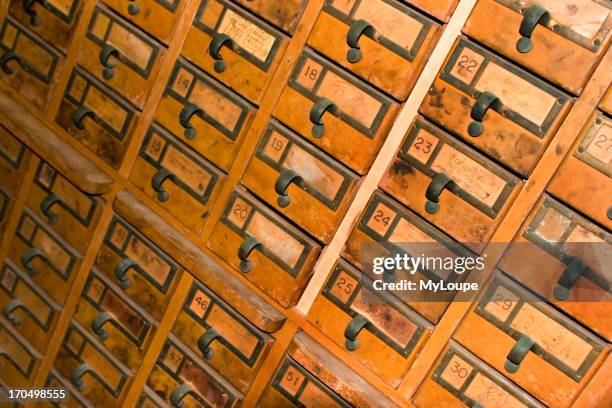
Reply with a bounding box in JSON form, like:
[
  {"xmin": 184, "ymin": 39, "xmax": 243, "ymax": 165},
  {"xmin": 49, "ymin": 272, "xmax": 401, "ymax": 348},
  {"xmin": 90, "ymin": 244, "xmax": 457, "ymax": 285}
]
[
  {"xmin": 23, "ymin": 0, "xmax": 47, "ymax": 26},
  {"xmin": 151, "ymin": 168, "xmax": 176, "ymax": 203},
  {"xmin": 71, "ymin": 363, "xmax": 92, "ymax": 390},
  {"xmin": 197, "ymin": 328, "xmax": 220, "ymax": 360},
  {"xmin": 209, "ymin": 33, "xmax": 235, "ymax": 73},
  {"xmin": 517, "ymin": 5, "xmax": 551, "ymax": 53},
  {"xmin": 170, "ymin": 383, "xmax": 195, "ymax": 408},
  {"xmin": 91, "ymin": 311, "xmax": 114, "ymax": 341},
  {"xmin": 20, "ymin": 247, "xmax": 44, "ymax": 276},
  {"xmin": 346, "ymin": 19, "xmax": 375, "ymax": 63},
  {"xmin": 472, "ymin": 403, "xmax": 484, "ymax": 408},
  {"xmin": 553, "ymin": 257, "xmax": 588, "ymax": 301},
  {"xmin": 468, "ymin": 91, "xmax": 501, "ymax": 137},
  {"xmin": 425, "ymin": 173, "xmax": 455, "ymax": 214},
  {"xmin": 40, "ymin": 194, "xmax": 62, "ymax": 225},
  {"xmin": 504, "ymin": 333, "xmax": 535, "ymax": 373},
  {"xmin": 344, "ymin": 314, "xmax": 369, "ymax": 351},
  {"xmin": 99, "ymin": 44, "xmax": 119, "ymax": 80},
  {"xmin": 115, "ymin": 257, "xmax": 137, "ymax": 289},
  {"xmin": 383, "ymin": 250, "xmax": 399, "ymax": 284},
  {"xmin": 179, "ymin": 103, "xmax": 204, "ymax": 140},
  {"xmin": 127, "ymin": 1, "xmax": 140, "ymax": 15},
  {"xmin": 310, "ymin": 98, "xmax": 338, "ymax": 138},
  {"xmin": 3, "ymin": 299, "xmax": 26, "ymax": 326},
  {"xmin": 237, "ymin": 236, "xmax": 261, "ymax": 273},
  {"xmin": 73, "ymin": 105, "xmax": 95, "ymax": 130},
  {"xmin": 275, "ymin": 169, "xmax": 303, "ymax": 208},
  {"xmin": 0, "ymin": 52, "xmax": 23, "ymax": 75}
]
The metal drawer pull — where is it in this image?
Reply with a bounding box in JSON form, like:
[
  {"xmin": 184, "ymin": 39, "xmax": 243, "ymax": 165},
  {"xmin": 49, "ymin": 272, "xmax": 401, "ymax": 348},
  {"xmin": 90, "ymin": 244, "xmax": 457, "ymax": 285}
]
[
  {"xmin": 91, "ymin": 311, "xmax": 114, "ymax": 341},
  {"xmin": 179, "ymin": 103, "xmax": 204, "ymax": 140},
  {"xmin": 0, "ymin": 52, "xmax": 23, "ymax": 75},
  {"xmin": 237, "ymin": 236, "xmax": 262, "ymax": 273},
  {"xmin": 346, "ymin": 19, "xmax": 375, "ymax": 63},
  {"xmin": 468, "ymin": 91, "xmax": 500, "ymax": 137},
  {"xmin": 275, "ymin": 169, "xmax": 302, "ymax": 208},
  {"xmin": 151, "ymin": 168, "xmax": 176, "ymax": 203},
  {"xmin": 553, "ymin": 257, "xmax": 588, "ymax": 301},
  {"xmin": 607, "ymin": 207, "xmax": 611, "ymax": 221},
  {"xmin": 344, "ymin": 314, "xmax": 369, "ymax": 351},
  {"xmin": 99, "ymin": 44, "xmax": 119, "ymax": 80},
  {"xmin": 517, "ymin": 5, "xmax": 551, "ymax": 53},
  {"xmin": 127, "ymin": 0, "xmax": 140, "ymax": 15},
  {"xmin": 170, "ymin": 383, "xmax": 196, "ymax": 408},
  {"xmin": 383, "ymin": 250, "xmax": 399, "ymax": 283},
  {"xmin": 73, "ymin": 106, "xmax": 95, "ymax": 129},
  {"xmin": 209, "ymin": 34, "xmax": 235, "ymax": 73},
  {"xmin": 115, "ymin": 257, "xmax": 137, "ymax": 289},
  {"xmin": 3, "ymin": 299, "xmax": 26, "ymax": 326},
  {"xmin": 40, "ymin": 194, "xmax": 61, "ymax": 225},
  {"xmin": 20, "ymin": 248, "xmax": 44, "ymax": 276},
  {"xmin": 310, "ymin": 98, "xmax": 338, "ymax": 138},
  {"xmin": 504, "ymin": 333, "xmax": 535, "ymax": 373},
  {"xmin": 425, "ymin": 173, "xmax": 456, "ymax": 214},
  {"xmin": 71, "ymin": 363, "xmax": 92, "ymax": 390},
  {"xmin": 197, "ymin": 328, "xmax": 220, "ymax": 360},
  {"xmin": 22, "ymin": 0, "xmax": 47, "ymax": 26},
  {"xmin": 472, "ymin": 403, "xmax": 484, "ymax": 408}
]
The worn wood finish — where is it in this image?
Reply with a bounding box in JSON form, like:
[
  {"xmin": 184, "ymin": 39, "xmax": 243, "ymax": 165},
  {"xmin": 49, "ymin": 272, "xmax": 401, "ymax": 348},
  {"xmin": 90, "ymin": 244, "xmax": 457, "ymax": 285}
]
[
  {"xmin": 42, "ymin": 368, "xmax": 93, "ymax": 408},
  {"xmin": 407, "ymin": 0, "xmax": 461, "ymax": 22},
  {"xmin": 601, "ymin": 86, "xmax": 612, "ymax": 114},
  {"xmin": 233, "ymin": 0, "xmax": 309, "ymax": 34},
  {"xmin": 0, "ymin": 315, "xmax": 43, "ymax": 387}
]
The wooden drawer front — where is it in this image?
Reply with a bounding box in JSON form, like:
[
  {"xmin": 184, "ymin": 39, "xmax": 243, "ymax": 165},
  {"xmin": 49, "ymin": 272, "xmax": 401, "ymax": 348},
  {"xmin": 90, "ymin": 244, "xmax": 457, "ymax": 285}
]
[
  {"xmin": 155, "ymin": 58, "xmax": 255, "ymax": 172},
  {"xmin": 27, "ymin": 161, "xmax": 102, "ymax": 253},
  {"xmin": 343, "ymin": 190, "xmax": 474, "ymax": 324},
  {"xmin": 421, "ymin": 37, "xmax": 571, "ymax": 177},
  {"xmin": 259, "ymin": 356, "xmax": 352, "ymax": 407},
  {"xmin": 8, "ymin": 0, "xmax": 81, "ymax": 54},
  {"xmin": 0, "ymin": 318, "xmax": 41, "ymax": 387},
  {"xmin": 136, "ymin": 386, "xmax": 167, "ymax": 408},
  {"xmin": 308, "ymin": 0, "xmax": 440, "ymax": 101},
  {"xmin": 381, "ymin": 117, "xmax": 521, "ymax": 252},
  {"xmin": 74, "ymin": 271, "xmax": 154, "ymax": 371},
  {"xmin": 54, "ymin": 323, "xmax": 132, "ymax": 408},
  {"xmin": 499, "ymin": 195, "xmax": 612, "ymax": 341},
  {"xmin": 183, "ymin": 0, "xmax": 288, "ymax": 105},
  {"xmin": 172, "ymin": 280, "xmax": 273, "ymax": 393},
  {"xmin": 101, "ymin": 0, "xmax": 181, "ymax": 45},
  {"xmin": 308, "ymin": 260, "xmax": 432, "ymax": 387},
  {"xmin": 45, "ymin": 369, "xmax": 92, "ymax": 408},
  {"xmin": 406, "ymin": 0, "xmax": 460, "ymax": 22},
  {"xmin": 147, "ymin": 336, "xmax": 242, "ymax": 408},
  {"xmin": 0, "ymin": 124, "xmax": 30, "ymax": 196},
  {"xmin": 0, "ymin": 189, "xmax": 10, "ymax": 235},
  {"xmin": 275, "ymin": 48, "xmax": 398, "ymax": 174},
  {"xmin": 454, "ymin": 275, "xmax": 607, "ymax": 407},
  {"xmin": 464, "ymin": 0, "xmax": 612, "ymax": 94},
  {"xmin": 95, "ymin": 216, "xmax": 181, "ymax": 321},
  {"xmin": 242, "ymin": 120, "xmax": 360, "ymax": 244},
  {"xmin": 130, "ymin": 124, "xmax": 225, "ymax": 235},
  {"xmin": 548, "ymin": 111, "xmax": 611, "ymax": 230},
  {"xmin": 0, "ymin": 260, "xmax": 60, "ymax": 353},
  {"xmin": 207, "ymin": 188, "xmax": 321, "ymax": 308},
  {"xmin": 413, "ymin": 341, "xmax": 545, "ymax": 408},
  {"xmin": 56, "ymin": 68, "xmax": 139, "ymax": 169},
  {"xmin": 0, "ymin": 17, "xmax": 63, "ymax": 109},
  {"xmin": 8, "ymin": 209, "xmax": 80, "ymax": 305},
  {"xmin": 232, "ymin": 0, "xmax": 308, "ymax": 34},
  {"xmin": 601, "ymin": 86, "xmax": 612, "ymax": 115},
  {"xmin": 76, "ymin": 5, "xmax": 164, "ymax": 109}
]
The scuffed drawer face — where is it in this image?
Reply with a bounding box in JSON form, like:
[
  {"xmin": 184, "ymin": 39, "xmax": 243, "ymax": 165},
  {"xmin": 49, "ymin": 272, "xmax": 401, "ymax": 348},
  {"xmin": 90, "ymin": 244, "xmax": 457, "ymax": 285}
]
[
  {"xmin": 129, "ymin": 124, "xmax": 225, "ymax": 235},
  {"xmin": 308, "ymin": 0, "xmax": 441, "ymax": 101},
  {"xmin": 95, "ymin": 216, "xmax": 181, "ymax": 321},
  {"xmin": 413, "ymin": 341, "xmax": 545, "ymax": 408},
  {"xmin": 101, "ymin": 0, "xmax": 181, "ymax": 45},
  {"xmin": 420, "ymin": 37, "xmax": 572, "ymax": 176},
  {"xmin": 343, "ymin": 190, "xmax": 474, "ymax": 324},
  {"xmin": 26, "ymin": 161, "xmax": 103, "ymax": 254},
  {"xmin": 242, "ymin": 120, "xmax": 360, "ymax": 244},
  {"xmin": 0, "ymin": 17, "xmax": 63, "ymax": 110},
  {"xmin": 275, "ymin": 48, "xmax": 398, "ymax": 174},
  {"xmin": 54, "ymin": 324, "xmax": 132, "ymax": 408},
  {"xmin": 548, "ymin": 111, "xmax": 611, "ymax": 230},
  {"xmin": 406, "ymin": 0, "xmax": 460, "ymax": 22},
  {"xmin": 73, "ymin": 271, "xmax": 155, "ymax": 371},
  {"xmin": 464, "ymin": 0, "xmax": 612, "ymax": 94},
  {"xmin": 56, "ymin": 68, "xmax": 139, "ymax": 169},
  {"xmin": 7, "ymin": 209, "xmax": 81, "ymax": 305},
  {"xmin": 9, "ymin": 0, "xmax": 82, "ymax": 53},
  {"xmin": 308, "ymin": 260, "xmax": 432, "ymax": 387},
  {"xmin": 183, "ymin": 0, "xmax": 288, "ymax": 104},
  {"xmin": 0, "ymin": 319, "xmax": 41, "ymax": 388},
  {"xmin": 207, "ymin": 188, "xmax": 321, "ymax": 308},
  {"xmin": 233, "ymin": 0, "xmax": 308, "ymax": 34},
  {"xmin": 0, "ymin": 126, "xmax": 31, "ymax": 236},
  {"xmin": 0, "ymin": 261, "xmax": 60, "ymax": 354},
  {"xmin": 172, "ymin": 281, "xmax": 273, "ymax": 393},
  {"xmin": 454, "ymin": 275, "xmax": 607, "ymax": 407},
  {"xmin": 154, "ymin": 58, "xmax": 255, "ymax": 172},
  {"xmin": 499, "ymin": 195, "xmax": 612, "ymax": 341},
  {"xmin": 258, "ymin": 356, "xmax": 352, "ymax": 407},
  {"xmin": 147, "ymin": 337, "xmax": 242, "ymax": 408},
  {"xmin": 76, "ymin": 5, "xmax": 165, "ymax": 109},
  {"xmin": 380, "ymin": 117, "xmax": 522, "ymax": 253}
]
